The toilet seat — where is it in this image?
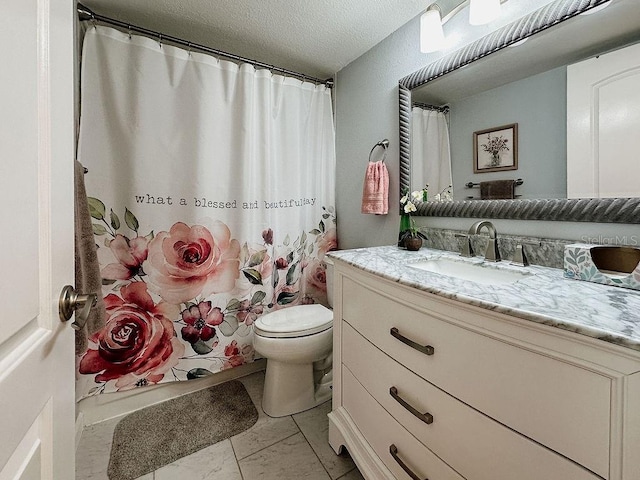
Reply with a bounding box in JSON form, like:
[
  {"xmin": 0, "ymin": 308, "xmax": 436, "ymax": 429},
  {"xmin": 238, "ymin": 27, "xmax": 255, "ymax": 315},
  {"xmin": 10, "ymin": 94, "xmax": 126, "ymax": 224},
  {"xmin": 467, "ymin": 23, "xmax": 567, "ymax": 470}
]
[{"xmin": 255, "ymin": 304, "xmax": 333, "ymax": 338}]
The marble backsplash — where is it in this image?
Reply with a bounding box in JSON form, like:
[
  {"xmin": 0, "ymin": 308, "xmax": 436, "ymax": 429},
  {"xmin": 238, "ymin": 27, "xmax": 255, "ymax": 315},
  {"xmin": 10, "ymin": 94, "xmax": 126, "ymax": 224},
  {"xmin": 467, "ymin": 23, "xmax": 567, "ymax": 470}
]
[{"xmin": 421, "ymin": 227, "xmax": 573, "ymax": 269}]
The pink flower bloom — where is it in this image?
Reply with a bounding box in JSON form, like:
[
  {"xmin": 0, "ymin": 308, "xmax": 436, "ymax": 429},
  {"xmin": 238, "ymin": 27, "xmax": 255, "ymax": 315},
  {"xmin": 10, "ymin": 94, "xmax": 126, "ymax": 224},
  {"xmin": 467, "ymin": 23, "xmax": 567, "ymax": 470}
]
[
  {"xmin": 317, "ymin": 227, "xmax": 337, "ymax": 258},
  {"xmin": 275, "ymin": 257, "xmax": 289, "ymax": 269},
  {"xmin": 224, "ymin": 340, "xmax": 240, "ymax": 357},
  {"xmin": 304, "ymin": 259, "xmax": 327, "ymax": 294},
  {"xmin": 79, "ymin": 282, "xmax": 183, "ymax": 391},
  {"xmin": 262, "ymin": 228, "xmax": 273, "ymax": 245},
  {"xmin": 221, "ymin": 343, "xmax": 254, "ymax": 370},
  {"xmin": 236, "ymin": 299, "xmax": 264, "ymax": 326},
  {"xmin": 180, "ymin": 301, "xmax": 224, "ymax": 344},
  {"xmin": 99, "ymin": 235, "xmax": 149, "ymax": 280},
  {"xmin": 144, "ymin": 222, "xmax": 240, "ymax": 304}
]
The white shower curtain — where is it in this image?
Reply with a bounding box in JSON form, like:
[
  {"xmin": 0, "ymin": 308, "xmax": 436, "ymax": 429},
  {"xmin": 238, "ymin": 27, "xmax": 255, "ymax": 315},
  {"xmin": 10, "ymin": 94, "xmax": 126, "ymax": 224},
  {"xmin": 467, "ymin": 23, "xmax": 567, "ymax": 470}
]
[
  {"xmin": 76, "ymin": 26, "xmax": 336, "ymax": 397},
  {"xmin": 411, "ymin": 107, "xmax": 452, "ymax": 198}
]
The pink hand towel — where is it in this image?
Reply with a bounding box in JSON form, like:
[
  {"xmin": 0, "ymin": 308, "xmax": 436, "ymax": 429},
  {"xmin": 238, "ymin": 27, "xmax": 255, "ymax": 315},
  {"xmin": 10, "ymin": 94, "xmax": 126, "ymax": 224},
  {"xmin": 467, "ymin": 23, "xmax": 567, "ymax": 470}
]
[{"xmin": 361, "ymin": 161, "xmax": 389, "ymax": 215}]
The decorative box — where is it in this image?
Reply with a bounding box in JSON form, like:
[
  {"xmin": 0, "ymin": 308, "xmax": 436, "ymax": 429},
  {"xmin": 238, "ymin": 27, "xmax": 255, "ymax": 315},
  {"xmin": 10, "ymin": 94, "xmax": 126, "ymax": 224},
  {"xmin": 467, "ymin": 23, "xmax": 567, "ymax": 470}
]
[{"xmin": 564, "ymin": 244, "xmax": 640, "ymax": 291}]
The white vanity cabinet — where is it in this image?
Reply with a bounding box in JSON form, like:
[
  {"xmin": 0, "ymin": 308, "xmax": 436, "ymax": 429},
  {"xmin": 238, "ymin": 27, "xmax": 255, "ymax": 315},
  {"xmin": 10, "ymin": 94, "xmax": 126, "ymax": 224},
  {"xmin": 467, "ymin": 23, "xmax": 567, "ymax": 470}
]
[{"xmin": 328, "ymin": 260, "xmax": 640, "ymax": 480}]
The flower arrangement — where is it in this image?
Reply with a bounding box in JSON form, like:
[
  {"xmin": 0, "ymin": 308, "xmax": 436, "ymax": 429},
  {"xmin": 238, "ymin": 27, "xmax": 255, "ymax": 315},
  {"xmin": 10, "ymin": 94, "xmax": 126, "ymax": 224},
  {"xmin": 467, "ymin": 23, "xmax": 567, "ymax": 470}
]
[
  {"xmin": 481, "ymin": 134, "xmax": 509, "ymax": 166},
  {"xmin": 481, "ymin": 133, "xmax": 509, "ymax": 156},
  {"xmin": 399, "ymin": 188, "xmax": 428, "ymax": 242}
]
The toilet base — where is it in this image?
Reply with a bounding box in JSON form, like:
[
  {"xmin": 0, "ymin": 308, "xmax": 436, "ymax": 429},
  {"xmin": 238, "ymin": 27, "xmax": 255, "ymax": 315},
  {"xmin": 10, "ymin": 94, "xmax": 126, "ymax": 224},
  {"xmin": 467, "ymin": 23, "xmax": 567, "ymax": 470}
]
[{"xmin": 262, "ymin": 360, "xmax": 332, "ymax": 417}]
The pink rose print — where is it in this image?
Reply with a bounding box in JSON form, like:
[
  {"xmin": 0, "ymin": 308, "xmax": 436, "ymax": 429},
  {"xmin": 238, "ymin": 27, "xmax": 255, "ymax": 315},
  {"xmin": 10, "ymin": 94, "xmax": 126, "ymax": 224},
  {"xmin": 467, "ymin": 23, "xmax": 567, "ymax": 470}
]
[
  {"xmin": 99, "ymin": 234, "xmax": 149, "ymax": 280},
  {"xmin": 317, "ymin": 227, "xmax": 337, "ymax": 258},
  {"xmin": 303, "ymin": 259, "xmax": 327, "ymax": 293},
  {"xmin": 301, "ymin": 258, "xmax": 328, "ymax": 305},
  {"xmin": 79, "ymin": 282, "xmax": 183, "ymax": 390},
  {"xmin": 144, "ymin": 221, "xmax": 241, "ymax": 304},
  {"xmin": 180, "ymin": 301, "xmax": 224, "ymax": 345}
]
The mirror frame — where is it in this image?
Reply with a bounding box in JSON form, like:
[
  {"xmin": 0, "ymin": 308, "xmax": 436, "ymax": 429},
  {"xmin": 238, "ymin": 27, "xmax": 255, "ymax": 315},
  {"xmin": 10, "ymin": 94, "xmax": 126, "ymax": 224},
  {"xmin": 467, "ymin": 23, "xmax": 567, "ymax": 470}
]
[{"xmin": 398, "ymin": 0, "xmax": 640, "ymax": 223}]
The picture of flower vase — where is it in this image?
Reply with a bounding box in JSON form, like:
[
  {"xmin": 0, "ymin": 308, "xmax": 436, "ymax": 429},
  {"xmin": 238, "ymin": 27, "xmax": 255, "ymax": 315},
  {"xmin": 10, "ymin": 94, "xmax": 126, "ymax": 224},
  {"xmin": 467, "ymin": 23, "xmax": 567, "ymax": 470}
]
[{"xmin": 473, "ymin": 123, "xmax": 518, "ymax": 173}]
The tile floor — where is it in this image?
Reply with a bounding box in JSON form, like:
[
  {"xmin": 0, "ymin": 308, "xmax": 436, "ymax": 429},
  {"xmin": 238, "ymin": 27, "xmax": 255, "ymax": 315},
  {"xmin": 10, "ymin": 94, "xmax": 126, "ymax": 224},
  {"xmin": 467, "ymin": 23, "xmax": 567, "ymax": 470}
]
[{"xmin": 76, "ymin": 371, "xmax": 364, "ymax": 480}]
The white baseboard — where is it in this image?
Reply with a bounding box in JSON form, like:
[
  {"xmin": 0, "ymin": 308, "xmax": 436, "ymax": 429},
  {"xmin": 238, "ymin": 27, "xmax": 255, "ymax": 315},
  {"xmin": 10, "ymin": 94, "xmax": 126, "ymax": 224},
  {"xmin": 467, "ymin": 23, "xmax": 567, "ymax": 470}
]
[{"xmin": 77, "ymin": 359, "xmax": 266, "ymax": 427}]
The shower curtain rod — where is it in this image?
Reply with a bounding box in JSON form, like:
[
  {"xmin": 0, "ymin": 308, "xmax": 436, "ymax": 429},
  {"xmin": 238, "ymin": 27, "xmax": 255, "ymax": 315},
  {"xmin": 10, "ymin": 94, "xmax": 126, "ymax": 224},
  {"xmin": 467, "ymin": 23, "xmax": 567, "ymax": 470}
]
[
  {"xmin": 413, "ymin": 101, "xmax": 449, "ymax": 114},
  {"xmin": 77, "ymin": 4, "xmax": 334, "ymax": 88}
]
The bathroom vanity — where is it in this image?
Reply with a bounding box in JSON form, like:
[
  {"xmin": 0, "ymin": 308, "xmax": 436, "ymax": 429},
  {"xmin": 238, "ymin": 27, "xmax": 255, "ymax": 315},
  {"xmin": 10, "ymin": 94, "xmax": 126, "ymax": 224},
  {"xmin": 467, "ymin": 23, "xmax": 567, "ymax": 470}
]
[{"xmin": 328, "ymin": 246, "xmax": 640, "ymax": 480}]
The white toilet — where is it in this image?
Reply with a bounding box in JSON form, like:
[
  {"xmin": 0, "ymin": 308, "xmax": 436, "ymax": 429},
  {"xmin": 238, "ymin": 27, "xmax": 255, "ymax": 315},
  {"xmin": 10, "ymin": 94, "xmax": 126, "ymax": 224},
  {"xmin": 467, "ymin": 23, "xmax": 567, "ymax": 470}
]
[{"xmin": 254, "ymin": 260, "xmax": 334, "ymax": 417}]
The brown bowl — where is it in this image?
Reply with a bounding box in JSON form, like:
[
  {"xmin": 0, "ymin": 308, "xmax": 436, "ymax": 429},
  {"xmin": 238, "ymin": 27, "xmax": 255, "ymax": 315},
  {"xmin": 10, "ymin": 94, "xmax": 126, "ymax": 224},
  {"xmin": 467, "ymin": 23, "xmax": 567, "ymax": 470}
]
[{"xmin": 590, "ymin": 246, "xmax": 640, "ymax": 274}]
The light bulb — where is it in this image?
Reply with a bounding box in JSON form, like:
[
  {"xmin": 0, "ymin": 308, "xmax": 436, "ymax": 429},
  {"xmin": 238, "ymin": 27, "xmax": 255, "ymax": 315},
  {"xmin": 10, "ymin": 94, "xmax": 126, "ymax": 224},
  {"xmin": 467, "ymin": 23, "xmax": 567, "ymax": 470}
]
[
  {"xmin": 420, "ymin": 7, "xmax": 445, "ymax": 53},
  {"xmin": 469, "ymin": 0, "xmax": 502, "ymax": 26}
]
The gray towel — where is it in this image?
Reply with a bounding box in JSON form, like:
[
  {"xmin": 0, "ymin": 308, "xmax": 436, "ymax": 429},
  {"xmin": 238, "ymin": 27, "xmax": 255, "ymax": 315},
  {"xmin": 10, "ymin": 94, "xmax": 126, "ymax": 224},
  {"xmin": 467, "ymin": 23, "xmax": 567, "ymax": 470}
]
[{"xmin": 75, "ymin": 160, "xmax": 106, "ymax": 354}]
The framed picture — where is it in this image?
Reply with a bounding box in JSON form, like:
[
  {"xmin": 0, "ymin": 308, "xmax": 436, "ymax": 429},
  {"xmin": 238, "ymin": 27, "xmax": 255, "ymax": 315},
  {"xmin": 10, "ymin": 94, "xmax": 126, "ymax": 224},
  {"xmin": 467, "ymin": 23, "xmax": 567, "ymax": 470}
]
[{"xmin": 473, "ymin": 123, "xmax": 518, "ymax": 173}]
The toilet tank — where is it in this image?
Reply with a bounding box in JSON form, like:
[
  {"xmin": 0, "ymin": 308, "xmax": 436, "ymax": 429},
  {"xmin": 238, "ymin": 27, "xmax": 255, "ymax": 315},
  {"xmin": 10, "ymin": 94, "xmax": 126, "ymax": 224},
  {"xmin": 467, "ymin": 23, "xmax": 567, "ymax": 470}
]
[{"xmin": 325, "ymin": 257, "xmax": 334, "ymax": 308}]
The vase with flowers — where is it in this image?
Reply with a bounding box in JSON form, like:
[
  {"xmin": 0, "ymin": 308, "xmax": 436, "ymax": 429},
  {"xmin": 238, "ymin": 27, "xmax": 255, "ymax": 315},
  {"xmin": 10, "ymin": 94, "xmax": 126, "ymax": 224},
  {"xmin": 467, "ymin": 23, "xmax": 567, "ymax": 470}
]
[
  {"xmin": 481, "ymin": 133, "xmax": 509, "ymax": 167},
  {"xmin": 398, "ymin": 188, "xmax": 428, "ymax": 250}
]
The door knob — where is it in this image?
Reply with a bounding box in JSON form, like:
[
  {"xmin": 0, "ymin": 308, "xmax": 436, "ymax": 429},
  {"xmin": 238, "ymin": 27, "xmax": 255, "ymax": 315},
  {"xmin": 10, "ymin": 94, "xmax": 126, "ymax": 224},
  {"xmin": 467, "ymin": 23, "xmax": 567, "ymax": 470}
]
[{"xmin": 58, "ymin": 285, "xmax": 97, "ymax": 330}]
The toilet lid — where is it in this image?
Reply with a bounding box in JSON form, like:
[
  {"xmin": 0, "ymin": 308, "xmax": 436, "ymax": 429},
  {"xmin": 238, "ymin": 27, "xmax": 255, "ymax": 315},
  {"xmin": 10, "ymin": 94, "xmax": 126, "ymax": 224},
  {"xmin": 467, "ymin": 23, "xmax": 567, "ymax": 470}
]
[{"xmin": 254, "ymin": 304, "xmax": 333, "ymax": 338}]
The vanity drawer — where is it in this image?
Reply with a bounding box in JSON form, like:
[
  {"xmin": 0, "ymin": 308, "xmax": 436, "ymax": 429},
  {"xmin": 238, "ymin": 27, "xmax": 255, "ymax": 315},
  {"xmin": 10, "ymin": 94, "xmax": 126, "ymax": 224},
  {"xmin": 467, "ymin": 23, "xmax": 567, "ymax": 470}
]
[
  {"xmin": 341, "ymin": 276, "xmax": 611, "ymax": 478},
  {"xmin": 342, "ymin": 322, "xmax": 602, "ymax": 480},
  {"xmin": 342, "ymin": 366, "xmax": 465, "ymax": 480}
]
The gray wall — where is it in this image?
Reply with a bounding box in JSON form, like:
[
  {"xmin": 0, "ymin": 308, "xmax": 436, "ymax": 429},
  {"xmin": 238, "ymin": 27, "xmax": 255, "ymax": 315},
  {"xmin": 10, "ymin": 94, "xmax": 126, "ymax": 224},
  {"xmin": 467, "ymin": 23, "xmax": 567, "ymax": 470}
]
[
  {"xmin": 449, "ymin": 67, "xmax": 567, "ymax": 201},
  {"xmin": 334, "ymin": 2, "xmax": 639, "ymax": 250}
]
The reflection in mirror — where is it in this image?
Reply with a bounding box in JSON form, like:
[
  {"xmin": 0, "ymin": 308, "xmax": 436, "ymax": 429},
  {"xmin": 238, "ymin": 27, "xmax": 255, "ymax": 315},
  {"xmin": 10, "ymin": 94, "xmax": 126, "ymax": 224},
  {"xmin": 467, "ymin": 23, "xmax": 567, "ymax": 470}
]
[
  {"xmin": 410, "ymin": 103, "xmax": 452, "ymax": 200},
  {"xmin": 400, "ymin": 0, "xmax": 640, "ymax": 222},
  {"xmin": 412, "ymin": 65, "xmax": 567, "ymax": 201}
]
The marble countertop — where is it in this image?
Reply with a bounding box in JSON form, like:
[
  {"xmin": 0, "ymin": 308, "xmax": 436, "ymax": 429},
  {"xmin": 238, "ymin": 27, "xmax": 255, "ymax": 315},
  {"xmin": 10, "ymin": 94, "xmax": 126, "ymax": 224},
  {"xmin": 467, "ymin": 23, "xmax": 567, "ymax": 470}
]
[{"xmin": 328, "ymin": 245, "xmax": 640, "ymax": 352}]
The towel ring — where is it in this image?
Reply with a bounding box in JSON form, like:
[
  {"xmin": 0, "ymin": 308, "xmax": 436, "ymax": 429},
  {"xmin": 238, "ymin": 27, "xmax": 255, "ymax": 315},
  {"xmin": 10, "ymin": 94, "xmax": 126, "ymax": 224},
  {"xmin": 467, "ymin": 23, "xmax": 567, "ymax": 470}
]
[{"xmin": 369, "ymin": 139, "xmax": 389, "ymax": 163}]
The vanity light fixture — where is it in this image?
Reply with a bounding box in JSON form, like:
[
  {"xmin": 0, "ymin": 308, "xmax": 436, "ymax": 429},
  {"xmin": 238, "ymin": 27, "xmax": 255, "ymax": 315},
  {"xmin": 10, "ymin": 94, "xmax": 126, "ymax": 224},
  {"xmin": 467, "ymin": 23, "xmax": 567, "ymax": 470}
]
[
  {"xmin": 421, "ymin": 0, "xmax": 507, "ymax": 53},
  {"xmin": 469, "ymin": 0, "xmax": 502, "ymax": 25},
  {"xmin": 420, "ymin": 4, "xmax": 446, "ymax": 53}
]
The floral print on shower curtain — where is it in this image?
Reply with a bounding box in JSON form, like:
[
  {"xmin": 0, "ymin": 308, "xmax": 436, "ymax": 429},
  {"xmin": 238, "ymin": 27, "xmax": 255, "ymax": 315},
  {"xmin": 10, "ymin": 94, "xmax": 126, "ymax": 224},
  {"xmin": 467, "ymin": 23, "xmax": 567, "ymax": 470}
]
[{"xmin": 76, "ymin": 26, "xmax": 337, "ymax": 397}]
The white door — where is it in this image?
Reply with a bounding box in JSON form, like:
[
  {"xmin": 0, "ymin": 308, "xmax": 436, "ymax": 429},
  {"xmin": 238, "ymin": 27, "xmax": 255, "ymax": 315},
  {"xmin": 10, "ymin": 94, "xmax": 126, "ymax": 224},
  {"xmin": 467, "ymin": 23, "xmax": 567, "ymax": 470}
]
[
  {"xmin": 567, "ymin": 41, "xmax": 640, "ymax": 199},
  {"xmin": 0, "ymin": 0, "xmax": 75, "ymax": 479}
]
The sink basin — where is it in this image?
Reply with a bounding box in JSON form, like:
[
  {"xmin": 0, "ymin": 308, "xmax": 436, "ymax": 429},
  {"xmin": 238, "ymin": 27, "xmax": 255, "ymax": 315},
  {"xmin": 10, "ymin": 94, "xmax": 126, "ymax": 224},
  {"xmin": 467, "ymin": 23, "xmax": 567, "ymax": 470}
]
[{"xmin": 409, "ymin": 258, "xmax": 532, "ymax": 285}]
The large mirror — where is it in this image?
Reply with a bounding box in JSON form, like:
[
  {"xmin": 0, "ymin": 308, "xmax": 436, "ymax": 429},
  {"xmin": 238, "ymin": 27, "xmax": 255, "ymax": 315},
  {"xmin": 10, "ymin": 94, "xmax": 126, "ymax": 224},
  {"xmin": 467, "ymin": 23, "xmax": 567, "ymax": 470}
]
[{"xmin": 399, "ymin": 0, "xmax": 640, "ymax": 223}]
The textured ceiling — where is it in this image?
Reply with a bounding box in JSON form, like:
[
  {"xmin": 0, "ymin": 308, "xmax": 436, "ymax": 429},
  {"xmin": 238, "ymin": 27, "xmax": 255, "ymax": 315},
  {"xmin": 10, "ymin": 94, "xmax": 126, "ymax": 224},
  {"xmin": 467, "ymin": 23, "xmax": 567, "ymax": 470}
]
[{"xmin": 80, "ymin": 0, "xmax": 446, "ymax": 80}]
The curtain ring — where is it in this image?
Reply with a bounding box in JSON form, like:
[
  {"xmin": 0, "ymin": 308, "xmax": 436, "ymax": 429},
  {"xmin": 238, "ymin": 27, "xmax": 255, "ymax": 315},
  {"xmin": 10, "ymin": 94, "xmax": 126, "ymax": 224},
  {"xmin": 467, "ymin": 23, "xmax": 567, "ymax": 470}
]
[
  {"xmin": 187, "ymin": 42, "xmax": 192, "ymax": 55},
  {"xmin": 158, "ymin": 34, "xmax": 163, "ymax": 48},
  {"xmin": 127, "ymin": 25, "xmax": 132, "ymax": 39},
  {"xmin": 369, "ymin": 139, "xmax": 389, "ymax": 163}
]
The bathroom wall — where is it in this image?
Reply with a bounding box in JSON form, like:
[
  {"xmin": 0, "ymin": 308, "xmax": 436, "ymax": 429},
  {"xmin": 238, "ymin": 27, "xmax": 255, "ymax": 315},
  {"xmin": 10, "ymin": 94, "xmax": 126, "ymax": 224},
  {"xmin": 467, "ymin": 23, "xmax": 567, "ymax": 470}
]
[
  {"xmin": 449, "ymin": 67, "xmax": 567, "ymax": 201},
  {"xmin": 334, "ymin": 0, "xmax": 640, "ymax": 250}
]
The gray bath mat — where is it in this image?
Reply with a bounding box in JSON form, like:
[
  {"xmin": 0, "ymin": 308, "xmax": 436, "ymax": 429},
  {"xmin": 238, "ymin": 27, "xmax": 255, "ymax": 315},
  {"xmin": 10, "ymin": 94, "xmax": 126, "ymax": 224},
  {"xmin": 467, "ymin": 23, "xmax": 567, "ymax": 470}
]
[{"xmin": 107, "ymin": 380, "xmax": 258, "ymax": 480}]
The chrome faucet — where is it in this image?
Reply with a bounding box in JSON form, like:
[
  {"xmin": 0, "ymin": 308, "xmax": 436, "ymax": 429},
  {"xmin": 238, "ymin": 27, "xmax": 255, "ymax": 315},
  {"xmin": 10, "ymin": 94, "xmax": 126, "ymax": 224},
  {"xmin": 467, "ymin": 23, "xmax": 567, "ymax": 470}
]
[
  {"xmin": 455, "ymin": 233, "xmax": 474, "ymax": 258},
  {"xmin": 468, "ymin": 220, "xmax": 500, "ymax": 262}
]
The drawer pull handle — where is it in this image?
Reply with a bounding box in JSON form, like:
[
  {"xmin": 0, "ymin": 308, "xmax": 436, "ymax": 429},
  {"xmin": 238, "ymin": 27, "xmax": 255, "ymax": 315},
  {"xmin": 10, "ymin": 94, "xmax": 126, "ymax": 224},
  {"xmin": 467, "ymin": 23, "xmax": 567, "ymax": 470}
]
[
  {"xmin": 389, "ymin": 444, "xmax": 427, "ymax": 480},
  {"xmin": 390, "ymin": 327, "xmax": 434, "ymax": 356},
  {"xmin": 389, "ymin": 386, "xmax": 433, "ymax": 425}
]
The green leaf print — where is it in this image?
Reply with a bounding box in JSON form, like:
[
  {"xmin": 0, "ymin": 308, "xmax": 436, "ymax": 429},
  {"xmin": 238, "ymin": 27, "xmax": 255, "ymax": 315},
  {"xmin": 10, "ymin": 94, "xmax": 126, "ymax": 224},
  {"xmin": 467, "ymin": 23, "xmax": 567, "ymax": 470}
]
[
  {"xmin": 243, "ymin": 268, "xmax": 263, "ymax": 285},
  {"xmin": 277, "ymin": 291, "xmax": 298, "ymax": 305},
  {"xmin": 124, "ymin": 208, "xmax": 139, "ymax": 232},
  {"xmin": 186, "ymin": 368, "xmax": 213, "ymax": 379},
  {"xmin": 251, "ymin": 291, "xmax": 266, "ymax": 305},
  {"xmin": 92, "ymin": 223, "xmax": 108, "ymax": 236},
  {"xmin": 110, "ymin": 209, "xmax": 120, "ymax": 230},
  {"xmin": 87, "ymin": 197, "xmax": 105, "ymax": 220}
]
